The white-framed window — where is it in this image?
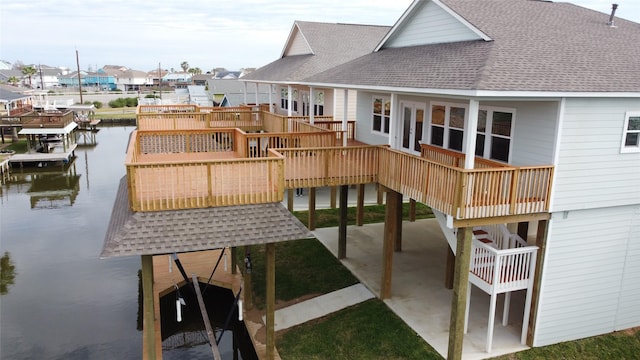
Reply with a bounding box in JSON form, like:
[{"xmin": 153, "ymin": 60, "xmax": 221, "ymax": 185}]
[
  {"xmin": 280, "ymin": 88, "xmax": 288, "ymax": 110},
  {"xmin": 476, "ymin": 107, "xmax": 515, "ymax": 163},
  {"xmin": 314, "ymin": 91, "xmax": 324, "ymax": 116},
  {"xmin": 621, "ymin": 111, "xmax": 640, "ymax": 153},
  {"xmin": 429, "ymin": 102, "xmax": 467, "ymax": 151},
  {"xmin": 372, "ymin": 96, "xmax": 390, "ymax": 134}
]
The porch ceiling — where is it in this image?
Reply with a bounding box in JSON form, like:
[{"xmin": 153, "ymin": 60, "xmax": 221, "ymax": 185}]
[{"xmin": 100, "ymin": 177, "xmax": 313, "ymax": 258}]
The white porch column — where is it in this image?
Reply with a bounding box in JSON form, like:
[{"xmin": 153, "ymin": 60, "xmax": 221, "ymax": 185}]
[
  {"xmin": 269, "ymin": 84, "xmax": 274, "ymax": 113},
  {"xmin": 287, "ymin": 85, "xmax": 293, "ymax": 117},
  {"xmin": 243, "ymin": 82, "xmax": 248, "ymax": 105},
  {"xmin": 309, "ymin": 86, "xmax": 315, "ymax": 125},
  {"xmin": 463, "ymin": 99, "xmax": 479, "ymax": 169},
  {"xmin": 255, "ymin": 83, "xmax": 259, "ymax": 107},
  {"xmin": 342, "ymin": 89, "xmax": 349, "ymax": 147},
  {"xmin": 388, "ymin": 93, "xmax": 397, "ymax": 148}
]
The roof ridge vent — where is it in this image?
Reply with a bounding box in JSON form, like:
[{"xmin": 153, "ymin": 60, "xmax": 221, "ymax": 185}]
[{"xmin": 607, "ymin": 3, "xmax": 618, "ymax": 27}]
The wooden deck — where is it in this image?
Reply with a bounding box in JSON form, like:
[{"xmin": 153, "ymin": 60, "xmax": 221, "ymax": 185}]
[{"xmin": 127, "ymin": 108, "xmax": 554, "ymax": 222}]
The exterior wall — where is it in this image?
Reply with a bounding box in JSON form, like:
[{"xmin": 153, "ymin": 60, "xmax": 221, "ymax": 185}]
[
  {"xmin": 384, "ymin": 0, "xmax": 480, "ymax": 48},
  {"xmin": 284, "ymin": 28, "xmax": 311, "ymax": 56},
  {"xmin": 551, "ymin": 98, "xmax": 640, "ymax": 212},
  {"xmin": 483, "ymin": 100, "xmax": 558, "ymax": 166},
  {"xmin": 355, "ymin": 91, "xmax": 391, "ymax": 145},
  {"xmin": 534, "ymin": 205, "xmax": 640, "ymax": 346}
]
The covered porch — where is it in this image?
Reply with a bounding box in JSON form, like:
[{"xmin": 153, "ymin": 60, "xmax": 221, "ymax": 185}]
[{"xmin": 314, "ymin": 218, "xmax": 539, "ymax": 360}]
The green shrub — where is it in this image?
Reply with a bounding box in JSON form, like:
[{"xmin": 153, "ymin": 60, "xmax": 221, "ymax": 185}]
[
  {"xmin": 93, "ymin": 101, "xmax": 103, "ymax": 109},
  {"xmin": 108, "ymin": 97, "xmax": 138, "ymax": 108},
  {"xmin": 144, "ymin": 94, "xmax": 159, "ymax": 99}
]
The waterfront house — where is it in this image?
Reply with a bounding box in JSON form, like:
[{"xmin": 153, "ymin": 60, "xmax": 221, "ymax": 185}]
[{"xmin": 238, "ymin": 0, "xmax": 640, "ymax": 357}]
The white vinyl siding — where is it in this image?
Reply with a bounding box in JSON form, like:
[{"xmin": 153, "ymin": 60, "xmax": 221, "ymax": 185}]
[
  {"xmin": 384, "ymin": 0, "xmax": 481, "ymax": 48},
  {"xmin": 504, "ymin": 101, "xmax": 558, "ymax": 166},
  {"xmin": 534, "ymin": 206, "xmax": 639, "ymax": 346},
  {"xmin": 551, "ymin": 98, "xmax": 640, "ymax": 212},
  {"xmin": 333, "ymin": 89, "xmax": 356, "ymax": 122},
  {"xmin": 355, "ymin": 91, "xmax": 389, "ymax": 145},
  {"xmin": 615, "ymin": 206, "xmax": 640, "ymax": 330},
  {"xmin": 284, "ymin": 28, "xmax": 312, "ymax": 56}
]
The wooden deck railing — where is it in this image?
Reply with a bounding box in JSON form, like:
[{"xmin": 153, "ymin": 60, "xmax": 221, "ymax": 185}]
[
  {"xmin": 137, "ymin": 104, "xmax": 199, "ymax": 113},
  {"xmin": 20, "ymin": 110, "xmax": 75, "ymax": 128},
  {"xmin": 421, "ymin": 143, "xmax": 507, "ymax": 169},
  {"xmin": 311, "ymin": 121, "xmax": 356, "ymax": 141},
  {"xmin": 125, "ymin": 130, "xmax": 284, "ymax": 211},
  {"xmin": 244, "ymin": 132, "xmax": 338, "ymax": 158},
  {"xmin": 137, "ymin": 112, "xmax": 210, "ymax": 130}
]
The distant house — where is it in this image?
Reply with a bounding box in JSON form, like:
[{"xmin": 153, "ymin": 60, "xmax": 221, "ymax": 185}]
[
  {"xmin": 242, "ymin": 0, "xmax": 640, "ymax": 357},
  {"xmin": 186, "ymin": 85, "xmax": 212, "ymax": 106},
  {"xmin": 58, "ymin": 71, "xmax": 87, "ymax": 88},
  {"xmin": 0, "ymin": 69, "xmax": 24, "ymax": 85},
  {"xmin": 192, "ymin": 74, "xmax": 214, "ymax": 86},
  {"xmin": 162, "ymin": 72, "xmax": 192, "ymax": 89}
]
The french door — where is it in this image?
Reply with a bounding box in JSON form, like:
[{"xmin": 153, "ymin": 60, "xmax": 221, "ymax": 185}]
[{"xmin": 400, "ymin": 102, "xmax": 425, "ymax": 154}]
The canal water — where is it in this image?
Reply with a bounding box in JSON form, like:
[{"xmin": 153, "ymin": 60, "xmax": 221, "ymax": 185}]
[{"xmin": 0, "ymin": 126, "xmax": 255, "ymax": 360}]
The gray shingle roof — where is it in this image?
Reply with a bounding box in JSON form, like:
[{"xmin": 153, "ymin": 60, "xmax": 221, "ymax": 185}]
[
  {"xmin": 243, "ymin": 21, "xmax": 391, "ymax": 82},
  {"xmin": 305, "ymin": 0, "xmax": 640, "ymax": 93},
  {"xmin": 101, "ymin": 177, "xmax": 314, "ymax": 258}
]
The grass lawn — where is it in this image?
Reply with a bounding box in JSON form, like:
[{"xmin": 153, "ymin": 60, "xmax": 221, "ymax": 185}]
[
  {"xmin": 0, "ymin": 139, "xmax": 28, "ymax": 154},
  {"xmin": 277, "ymin": 299, "xmax": 442, "ymax": 360}
]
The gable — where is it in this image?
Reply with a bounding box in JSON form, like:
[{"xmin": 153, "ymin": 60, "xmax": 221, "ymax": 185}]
[
  {"xmin": 381, "ymin": 0, "xmax": 485, "ymax": 49},
  {"xmin": 283, "ymin": 25, "xmax": 313, "ymax": 56}
]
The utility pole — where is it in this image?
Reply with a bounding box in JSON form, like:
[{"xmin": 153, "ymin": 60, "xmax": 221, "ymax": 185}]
[
  {"xmin": 76, "ymin": 50, "xmax": 83, "ymax": 104},
  {"xmin": 158, "ymin": 62, "xmax": 162, "ymax": 102}
]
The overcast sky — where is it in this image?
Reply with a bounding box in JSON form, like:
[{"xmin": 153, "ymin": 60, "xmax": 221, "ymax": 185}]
[{"xmin": 1, "ymin": 0, "xmax": 638, "ymax": 73}]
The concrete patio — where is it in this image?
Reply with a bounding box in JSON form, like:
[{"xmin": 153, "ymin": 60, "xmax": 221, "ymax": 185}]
[{"xmin": 312, "ymin": 219, "xmax": 530, "ymax": 360}]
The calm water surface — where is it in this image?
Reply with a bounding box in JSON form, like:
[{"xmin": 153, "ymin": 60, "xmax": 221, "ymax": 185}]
[{"xmin": 0, "ymin": 127, "xmax": 251, "ymax": 360}]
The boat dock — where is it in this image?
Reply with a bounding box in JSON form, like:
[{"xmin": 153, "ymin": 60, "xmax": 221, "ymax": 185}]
[{"xmin": 9, "ymin": 144, "xmax": 77, "ymax": 167}]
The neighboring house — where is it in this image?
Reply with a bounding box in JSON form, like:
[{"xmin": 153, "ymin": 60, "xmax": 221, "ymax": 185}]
[
  {"xmin": 192, "ymin": 74, "xmax": 214, "ymax": 86},
  {"xmin": 243, "ymin": 0, "xmax": 640, "ymax": 355},
  {"xmin": 0, "ymin": 60, "xmax": 12, "ymax": 70},
  {"xmin": 0, "ymin": 69, "xmax": 24, "ymax": 85},
  {"xmin": 241, "ymin": 21, "xmax": 391, "ymax": 118},
  {"xmin": 101, "ymin": 66, "xmax": 149, "ymax": 91},
  {"xmin": 208, "ymin": 79, "xmax": 273, "ymax": 107},
  {"xmin": 32, "ymin": 65, "xmax": 64, "ymax": 89},
  {"xmin": 186, "ymin": 85, "xmax": 212, "ymax": 106},
  {"xmin": 85, "ymin": 70, "xmax": 117, "ymax": 91},
  {"xmin": 0, "ymin": 85, "xmax": 33, "ymax": 116},
  {"xmin": 58, "ymin": 71, "xmax": 88, "ymax": 88},
  {"xmin": 162, "ymin": 72, "xmax": 192, "ymax": 88}
]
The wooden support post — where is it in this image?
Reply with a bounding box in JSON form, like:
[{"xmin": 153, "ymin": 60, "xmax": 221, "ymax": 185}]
[
  {"xmin": 192, "ymin": 274, "xmax": 222, "ymax": 360},
  {"xmin": 356, "ymin": 184, "xmax": 365, "ymax": 226},
  {"xmin": 447, "ymin": 227, "xmax": 473, "ymax": 360},
  {"xmin": 338, "ymin": 185, "xmax": 348, "ymax": 259},
  {"xmin": 330, "ymin": 186, "xmax": 337, "ymax": 209},
  {"xmin": 308, "ymin": 187, "xmax": 316, "ymax": 230},
  {"xmin": 141, "ymin": 255, "xmax": 156, "ymax": 360},
  {"xmin": 287, "ymin": 188, "xmax": 294, "ymax": 211},
  {"xmin": 266, "ymin": 243, "xmax": 276, "ymax": 360},
  {"xmin": 527, "ymin": 219, "xmax": 549, "ymax": 346},
  {"xmin": 243, "ymin": 246, "xmax": 253, "ymax": 310},
  {"xmin": 381, "ymin": 190, "xmax": 399, "ymax": 299},
  {"xmin": 394, "ymin": 192, "xmax": 403, "ymax": 252},
  {"xmin": 445, "ymin": 247, "xmax": 455, "ymax": 289},
  {"xmin": 377, "ymin": 183, "xmax": 384, "ymax": 205},
  {"xmin": 409, "ymin": 199, "xmax": 417, "ymax": 222}
]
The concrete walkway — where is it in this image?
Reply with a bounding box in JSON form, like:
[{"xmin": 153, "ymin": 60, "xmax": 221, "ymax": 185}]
[{"xmin": 268, "ymin": 284, "xmax": 375, "ymax": 331}]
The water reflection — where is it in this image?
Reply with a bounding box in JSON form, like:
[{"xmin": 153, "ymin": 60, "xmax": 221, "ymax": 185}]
[
  {"xmin": 4, "ymin": 161, "xmax": 81, "ymax": 209},
  {"xmin": 0, "ymin": 251, "xmax": 16, "ymax": 295}
]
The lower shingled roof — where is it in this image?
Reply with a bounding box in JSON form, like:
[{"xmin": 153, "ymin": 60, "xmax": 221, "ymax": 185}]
[{"xmin": 101, "ymin": 177, "xmax": 314, "ymax": 258}]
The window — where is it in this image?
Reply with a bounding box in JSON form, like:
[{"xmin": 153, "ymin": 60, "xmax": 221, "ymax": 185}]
[
  {"xmin": 372, "ymin": 97, "xmax": 391, "ymax": 134},
  {"xmin": 476, "ymin": 107, "xmax": 514, "ymax": 163},
  {"xmin": 314, "ymin": 91, "xmax": 324, "ymax": 116},
  {"xmin": 621, "ymin": 112, "xmax": 640, "ymax": 153},
  {"xmin": 280, "ymin": 88, "xmax": 288, "ymax": 110},
  {"xmin": 429, "ymin": 103, "xmax": 466, "ymax": 151}
]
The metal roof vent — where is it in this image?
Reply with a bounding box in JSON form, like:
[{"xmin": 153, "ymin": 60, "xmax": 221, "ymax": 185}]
[{"xmin": 607, "ymin": 3, "xmax": 618, "ymax": 27}]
